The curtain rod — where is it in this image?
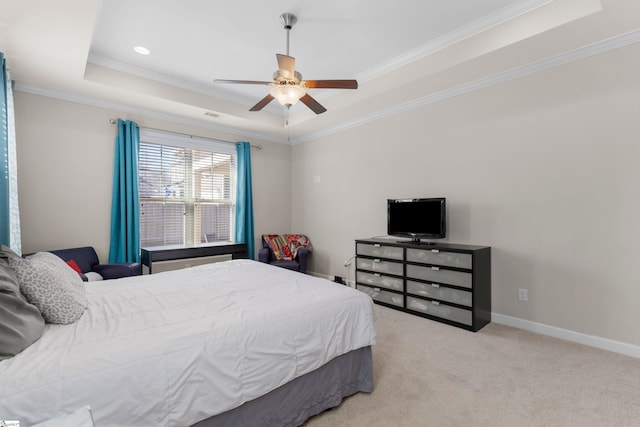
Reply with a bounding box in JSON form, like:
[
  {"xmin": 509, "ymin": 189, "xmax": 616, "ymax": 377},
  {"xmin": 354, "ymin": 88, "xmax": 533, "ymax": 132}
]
[{"xmin": 108, "ymin": 119, "xmax": 263, "ymax": 149}]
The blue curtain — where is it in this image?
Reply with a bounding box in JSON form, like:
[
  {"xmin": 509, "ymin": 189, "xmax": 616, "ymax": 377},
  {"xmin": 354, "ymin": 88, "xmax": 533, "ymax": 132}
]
[
  {"xmin": 235, "ymin": 142, "xmax": 255, "ymax": 259},
  {"xmin": 0, "ymin": 52, "xmax": 21, "ymax": 253},
  {"xmin": 108, "ymin": 119, "xmax": 140, "ymax": 263}
]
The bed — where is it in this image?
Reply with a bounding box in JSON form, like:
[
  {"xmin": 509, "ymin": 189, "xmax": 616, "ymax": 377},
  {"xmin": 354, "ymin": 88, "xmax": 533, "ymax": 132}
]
[{"xmin": 0, "ymin": 259, "xmax": 376, "ymax": 426}]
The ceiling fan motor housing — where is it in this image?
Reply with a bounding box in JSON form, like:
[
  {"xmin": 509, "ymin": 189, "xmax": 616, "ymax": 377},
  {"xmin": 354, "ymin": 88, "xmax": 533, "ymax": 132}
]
[{"xmin": 273, "ymin": 70, "xmax": 302, "ymax": 83}]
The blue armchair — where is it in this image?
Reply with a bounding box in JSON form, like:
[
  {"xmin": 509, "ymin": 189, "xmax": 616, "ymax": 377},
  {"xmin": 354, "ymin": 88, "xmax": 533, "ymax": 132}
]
[
  {"xmin": 258, "ymin": 234, "xmax": 311, "ymax": 273},
  {"xmin": 49, "ymin": 246, "xmax": 141, "ymax": 281}
]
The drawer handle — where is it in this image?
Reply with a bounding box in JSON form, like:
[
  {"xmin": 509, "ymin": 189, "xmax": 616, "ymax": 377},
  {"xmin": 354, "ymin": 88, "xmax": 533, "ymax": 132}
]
[
  {"xmin": 374, "ymin": 273, "xmax": 381, "ymax": 277},
  {"xmin": 374, "ymin": 259, "xmax": 381, "ymax": 263},
  {"xmin": 431, "ymin": 266, "xmax": 440, "ymax": 271},
  {"xmin": 374, "ymin": 244, "xmax": 381, "ymax": 248},
  {"xmin": 431, "ymin": 300, "xmax": 440, "ymax": 306},
  {"xmin": 431, "ymin": 249, "xmax": 440, "ymax": 253},
  {"xmin": 431, "ymin": 283, "xmax": 440, "ymax": 289},
  {"xmin": 374, "ymin": 287, "xmax": 381, "ymax": 292}
]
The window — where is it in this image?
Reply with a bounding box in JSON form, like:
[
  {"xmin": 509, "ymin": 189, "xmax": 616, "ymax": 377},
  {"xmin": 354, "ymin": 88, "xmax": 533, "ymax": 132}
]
[{"xmin": 138, "ymin": 129, "xmax": 236, "ymax": 247}]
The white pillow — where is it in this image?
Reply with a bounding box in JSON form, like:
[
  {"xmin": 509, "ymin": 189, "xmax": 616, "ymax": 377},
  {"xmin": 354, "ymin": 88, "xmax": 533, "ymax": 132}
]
[
  {"xmin": 32, "ymin": 406, "xmax": 95, "ymax": 427},
  {"xmin": 9, "ymin": 252, "xmax": 87, "ymax": 324},
  {"xmin": 84, "ymin": 271, "xmax": 104, "ymax": 281}
]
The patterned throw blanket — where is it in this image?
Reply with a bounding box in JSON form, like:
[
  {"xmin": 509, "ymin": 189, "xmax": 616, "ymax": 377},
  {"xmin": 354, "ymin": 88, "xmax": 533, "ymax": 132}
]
[{"xmin": 263, "ymin": 234, "xmax": 313, "ymax": 261}]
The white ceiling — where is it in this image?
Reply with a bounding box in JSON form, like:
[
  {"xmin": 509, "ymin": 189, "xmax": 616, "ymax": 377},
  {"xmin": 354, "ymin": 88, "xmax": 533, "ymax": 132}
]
[
  {"xmin": 89, "ymin": 0, "xmax": 525, "ymax": 106},
  {"xmin": 0, "ymin": 0, "xmax": 610, "ymax": 143}
]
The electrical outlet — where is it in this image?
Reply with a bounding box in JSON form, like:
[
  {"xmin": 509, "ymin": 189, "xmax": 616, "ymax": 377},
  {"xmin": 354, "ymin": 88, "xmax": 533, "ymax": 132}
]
[{"xmin": 518, "ymin": 288, "xmax": 528, "ymax": 301}]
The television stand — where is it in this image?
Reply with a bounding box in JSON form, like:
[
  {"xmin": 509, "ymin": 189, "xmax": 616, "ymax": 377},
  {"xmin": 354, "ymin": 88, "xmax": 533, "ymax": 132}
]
[
  {"xmin": 355, "ymin": 238, "xmax": 491, "ymax": 332},
  {"xmin": 403, "ymin": 239, "xmax": 438, "ymax": 245}
]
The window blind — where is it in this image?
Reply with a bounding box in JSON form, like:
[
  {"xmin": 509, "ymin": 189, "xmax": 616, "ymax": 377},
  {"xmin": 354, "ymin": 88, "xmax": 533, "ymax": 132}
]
[{"xmin": 138, "ymin": 130, "xmax": 236, "ymax": 247}]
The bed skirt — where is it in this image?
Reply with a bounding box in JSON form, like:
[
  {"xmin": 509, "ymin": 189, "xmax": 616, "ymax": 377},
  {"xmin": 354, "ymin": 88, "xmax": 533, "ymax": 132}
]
[{"xmin": 192, "ymin": 346, "xmax": 373, "ymax": 427}]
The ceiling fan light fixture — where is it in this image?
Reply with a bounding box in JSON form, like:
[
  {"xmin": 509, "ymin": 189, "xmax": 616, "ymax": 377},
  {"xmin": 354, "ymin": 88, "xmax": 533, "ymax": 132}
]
[
  {"xmin": 213, "ymin": 12, "xmax": 357, "ymax": 114},
  {"xmin": 270, "ymin": 85, "xmax": 305, "ymax": 107}
]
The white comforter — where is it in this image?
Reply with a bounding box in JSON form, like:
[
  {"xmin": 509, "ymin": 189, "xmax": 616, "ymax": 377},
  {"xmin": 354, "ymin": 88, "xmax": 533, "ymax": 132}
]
[{"xmin": 0, "ymin": 260, "xmax": 376, "ymax": 426}]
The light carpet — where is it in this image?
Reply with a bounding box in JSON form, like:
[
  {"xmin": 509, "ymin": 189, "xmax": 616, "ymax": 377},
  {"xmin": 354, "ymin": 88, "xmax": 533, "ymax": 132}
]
[{"xmin": 305, "ymin": 305, "xmax": 640, "ymax": 427}]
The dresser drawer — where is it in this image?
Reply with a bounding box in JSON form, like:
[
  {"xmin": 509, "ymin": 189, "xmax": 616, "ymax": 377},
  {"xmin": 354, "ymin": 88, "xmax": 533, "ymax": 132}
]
[
  {"xmin": 406, "ymin": 248, "xmax": 472, "ymax": 269},
  {"xmin": 356, "ymin": 257, "xmax": 403, "ymax": 276},
  {"xmin": 406, "ymin": 280, "xmax": 472, "ymax": 307},
  {"xmin": 356, "ymin": 243, "xmax": 403, "ymax": 260},
  {"xmin": 406, "ymin": 296, "xmax": 472, "ymax": 326},
  {"xmin": 357, "ymin": 285, "xmax": 403, "ymax": 307},
  {"xmin": 356, "ymin": 271, "xmax": 403, "ymax": 291},
  {"xmin": 406, "ymin": 264, "xmax": 472, "ymax": 288}
]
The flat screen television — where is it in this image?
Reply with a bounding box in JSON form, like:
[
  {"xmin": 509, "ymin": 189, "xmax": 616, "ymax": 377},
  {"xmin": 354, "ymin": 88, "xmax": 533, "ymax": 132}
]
[{"xmin": 387, "ymin": 198, "xmax": 446, "ymax": 244}]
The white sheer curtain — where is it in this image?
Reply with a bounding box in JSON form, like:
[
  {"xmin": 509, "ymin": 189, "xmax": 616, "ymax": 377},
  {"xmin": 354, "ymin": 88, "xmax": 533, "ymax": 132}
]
[
  {"xmin": 1, "ymin": 54, "xmax": 21, "ymax": 254},
  {"xmin": 6, "ymin": 68, "xmax": 20, "ymax": 254}
]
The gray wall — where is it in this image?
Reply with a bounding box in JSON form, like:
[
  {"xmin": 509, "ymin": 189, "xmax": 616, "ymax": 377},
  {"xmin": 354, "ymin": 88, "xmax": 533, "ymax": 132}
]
[{"xmin": 292, "ymin": 40, "xmax": 640, "ymax": 347}]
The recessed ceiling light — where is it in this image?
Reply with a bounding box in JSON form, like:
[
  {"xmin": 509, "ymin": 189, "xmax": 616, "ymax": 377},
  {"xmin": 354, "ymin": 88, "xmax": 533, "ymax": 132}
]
[{"xmin": 133, "ymin": 46, "xmax": 150, "ymax": 55}]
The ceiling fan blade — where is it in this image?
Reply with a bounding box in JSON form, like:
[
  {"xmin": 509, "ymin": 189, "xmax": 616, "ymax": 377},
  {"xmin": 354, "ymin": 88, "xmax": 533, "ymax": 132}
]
[
  {"xmin": 299, "ymin": 93, "xmax": 327, "ymax": 114},
  {"xmin": 214, "ymin": 79, "xmax": 272, "ymax": 85},
  {"xmin": 249, "ymin": 94, "xmax": 275, "ymax": 111},
  {"xmin": 303, "ymin": 80, "xmax": 358, "ymax": 89},
  {"xmin": 276, "ymin": 54, "xmax": 296, "ymax": 79}
]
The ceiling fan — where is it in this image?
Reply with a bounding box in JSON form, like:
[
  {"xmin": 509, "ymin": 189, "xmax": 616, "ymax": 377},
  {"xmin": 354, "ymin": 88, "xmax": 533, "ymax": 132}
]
[{"xmin": 214, "ymin": 13, "xmax": 358, "ymax": 114}]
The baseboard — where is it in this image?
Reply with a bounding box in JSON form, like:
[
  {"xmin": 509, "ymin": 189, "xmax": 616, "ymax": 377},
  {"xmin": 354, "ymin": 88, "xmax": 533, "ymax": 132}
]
[
  {"xmin": 311, "ymin": 270, "xmax": 640, "ymax": 359},
  {"xmin": 492, "ymin": 313, "xmax": 640, "ymax": 359}
]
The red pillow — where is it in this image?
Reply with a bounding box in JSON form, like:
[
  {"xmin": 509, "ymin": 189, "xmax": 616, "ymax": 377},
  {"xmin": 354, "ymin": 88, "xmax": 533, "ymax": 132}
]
[{"xmin": 66, "ymin": 259, "xmax": 82, "ymax": 274}]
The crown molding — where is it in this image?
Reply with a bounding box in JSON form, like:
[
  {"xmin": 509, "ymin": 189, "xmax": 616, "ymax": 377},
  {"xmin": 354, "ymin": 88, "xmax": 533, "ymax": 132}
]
[
  {"xmin": 291, "ymin": 27, "xmax": 640, "ymax": 144},
  {"xmin": 87, "ymin": 54, "xmax": 219, "ymax": 97},
  {"xmin": 15, "ymin": 28, "xmax": 640, "ymax": 147},
  {"xmin": 356, "ymin": 0, "xmax": 551, "ymax": 82},
  {"xmin": 297, "ymin": 0, "xmax": 552, "ymax": 103},
  {"xmin": 13, "ymin": 82, "xmax": 289, "ymax": 144}
]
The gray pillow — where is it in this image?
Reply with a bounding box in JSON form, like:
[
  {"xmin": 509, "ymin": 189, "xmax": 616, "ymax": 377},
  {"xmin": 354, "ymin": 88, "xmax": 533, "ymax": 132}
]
[
  {"xmin": 0, "ymin": 257, "xmax": 46, "ymax": 360},
  {"xmin": 7, "ymin": 250, "xmax": 87, "ymax": 325},
  {"xmin": 28, "ymin": 251, "xmax": 85, "ymax": 286}
]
